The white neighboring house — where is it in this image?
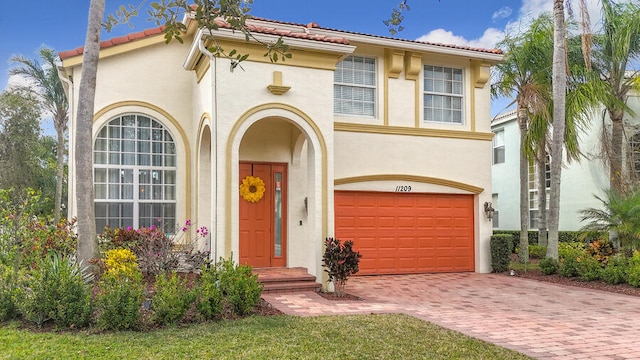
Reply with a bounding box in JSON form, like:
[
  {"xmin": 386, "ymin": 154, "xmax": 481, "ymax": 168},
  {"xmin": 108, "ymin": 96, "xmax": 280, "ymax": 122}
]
[
  {"xmin": 491, "ymin": 92, "xmax": 640, "ymax": 231},
  {"xmin": 59, "ymin": 16, "xmax": 503, "ymax": 283}
]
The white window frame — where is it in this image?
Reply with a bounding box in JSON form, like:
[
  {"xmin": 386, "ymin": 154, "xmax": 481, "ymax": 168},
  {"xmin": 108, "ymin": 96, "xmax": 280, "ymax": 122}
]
[
  {"xmin": 334, "ymin": 55, "xmax": 377, "ymax": 117},
  {"xmin": 423, "ymin": 65, "xmax": 464, "ymax": 124},
  {"xmin": 493, "ymin": 129, "xmax": 505, "ymax": 164},
  {"xmin": 528, "ymin": 157, "xmax": 551, "ymax": 229},
  {"xmin": 94, "ymin": 114, "xmax": 177, "ymax": 233}
]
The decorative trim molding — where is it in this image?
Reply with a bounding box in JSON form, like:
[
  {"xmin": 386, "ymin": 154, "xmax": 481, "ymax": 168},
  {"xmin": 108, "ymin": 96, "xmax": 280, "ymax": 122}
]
[
  {"xmin": 334, "ymin": 174, "xmax": 484, "ymax": 194},
  {"xmin": 267, "ymin": 71, "xmax": 291, "ymax": 95},
  {"xmin": 334, "ymin": 122, "xmax": 494, "ymax": 141}
]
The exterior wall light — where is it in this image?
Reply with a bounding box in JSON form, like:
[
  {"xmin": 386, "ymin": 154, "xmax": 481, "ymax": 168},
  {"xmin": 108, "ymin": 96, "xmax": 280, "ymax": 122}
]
[{"xmin": 484, "ymin": 202, "xmax": 495, "ymax": 221}]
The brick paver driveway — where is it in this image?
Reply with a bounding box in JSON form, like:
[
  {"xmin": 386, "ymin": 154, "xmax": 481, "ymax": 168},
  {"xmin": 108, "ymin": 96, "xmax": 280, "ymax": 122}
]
[{"xmin": 261, "ymin": 273, "xmax": 640, "ymax": 359}]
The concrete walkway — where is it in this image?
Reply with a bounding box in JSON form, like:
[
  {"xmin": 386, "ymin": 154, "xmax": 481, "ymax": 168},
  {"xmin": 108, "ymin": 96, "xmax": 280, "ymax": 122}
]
[{"xmin": 261, "ymin": 273, "xmax": 640, "ymax": 359}]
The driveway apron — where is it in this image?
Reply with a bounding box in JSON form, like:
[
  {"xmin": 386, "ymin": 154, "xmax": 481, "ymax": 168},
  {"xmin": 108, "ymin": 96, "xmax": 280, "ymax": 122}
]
[{"xmin": 261, "ymin": 273, "xmax": 640, "ymax": 359}]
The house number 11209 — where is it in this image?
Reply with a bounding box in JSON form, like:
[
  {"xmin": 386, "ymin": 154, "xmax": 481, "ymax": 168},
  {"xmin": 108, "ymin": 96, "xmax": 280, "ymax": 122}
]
[{"xmin": 395, "ymin": 185, "xmax": 412, "ymax": 192}]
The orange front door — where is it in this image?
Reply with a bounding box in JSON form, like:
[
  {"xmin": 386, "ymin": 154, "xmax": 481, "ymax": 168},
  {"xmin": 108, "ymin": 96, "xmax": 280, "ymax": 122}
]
[{"xmin": 239, "ymin": 162, "xmax": 287, "ymax": 268}]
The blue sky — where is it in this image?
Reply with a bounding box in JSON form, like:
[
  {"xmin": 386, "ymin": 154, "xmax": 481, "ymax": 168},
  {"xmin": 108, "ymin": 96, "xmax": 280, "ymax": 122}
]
[{"xmin": 0, "ymin": 0, "xmax": 605, "ymax": 125}]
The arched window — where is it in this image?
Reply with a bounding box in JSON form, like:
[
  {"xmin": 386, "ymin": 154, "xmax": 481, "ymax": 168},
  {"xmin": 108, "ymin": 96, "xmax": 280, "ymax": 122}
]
[{"xmin": 94, "ymin": 114, "xmax": 177, "ymax": 232}]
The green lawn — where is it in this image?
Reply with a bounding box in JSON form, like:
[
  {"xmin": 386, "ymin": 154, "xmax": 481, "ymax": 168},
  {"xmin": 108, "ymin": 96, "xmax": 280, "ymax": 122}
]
[{"xmin": 1, "ymin": 314, "xmax": 530, "ymax": 359}]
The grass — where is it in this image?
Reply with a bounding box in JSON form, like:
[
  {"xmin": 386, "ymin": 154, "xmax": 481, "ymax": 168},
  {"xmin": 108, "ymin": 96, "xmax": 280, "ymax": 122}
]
[
  {"xmin": 509, "ymin": 260, "xmax": 540, "ymax": 272},
  {"xmin": 0, "ymin": 314, "xmax": 531, "ymax": 359}
]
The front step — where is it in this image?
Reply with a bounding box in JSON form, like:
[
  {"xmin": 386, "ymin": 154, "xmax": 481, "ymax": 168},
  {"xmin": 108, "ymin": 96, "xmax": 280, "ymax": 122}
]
[{"xmin": 254, "ymin": 267, "xmax": 322, "ymax": 294}]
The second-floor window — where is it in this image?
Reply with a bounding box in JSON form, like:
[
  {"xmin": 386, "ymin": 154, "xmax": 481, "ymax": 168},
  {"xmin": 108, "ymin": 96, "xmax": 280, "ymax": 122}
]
[
  {"xmin": 493, "ymin": 129, "xmax": 505, "ymax": 164},
  {"xmin": 423, "ymin": 65, "xmax": 464, "ymax": 124},
  {"xmin": 334, "ymin": 55, "xmax": 376, "ymax": 117}
]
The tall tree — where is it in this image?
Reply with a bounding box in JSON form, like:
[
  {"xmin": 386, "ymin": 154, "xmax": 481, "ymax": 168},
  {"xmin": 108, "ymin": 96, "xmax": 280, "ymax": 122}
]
[
  {"xmin": 10, "ymin": 47, "xmax": 69, "ymax": 223},
  {"xmin": 0, "ymin": 90, "xmax": 42, "ymax": 193},
  {"xmin": 591, "ymin": 0, "xmax": 640, "ymax": 194},
  {"xmin": 547, "ymin": 0, "xmax": 569, "ymax": 260},
  {"xmin": 75, "ymin": 0, "xmax": 105, "ymax": 267},
  {"xmin": 492, "ymin": 14, "xmax": 554, "ymax": 263}
]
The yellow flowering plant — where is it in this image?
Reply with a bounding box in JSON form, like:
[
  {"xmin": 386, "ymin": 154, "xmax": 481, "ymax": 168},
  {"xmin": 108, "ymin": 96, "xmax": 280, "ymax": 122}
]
[{"xmin": 103, "ymin": 248, "xmax": 141, "ymax": 281}]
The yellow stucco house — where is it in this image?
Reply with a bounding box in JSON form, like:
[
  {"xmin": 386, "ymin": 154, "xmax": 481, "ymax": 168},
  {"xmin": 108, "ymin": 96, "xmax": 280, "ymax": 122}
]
[{"xmin": 59, "ymin": 16, "xmax": 502, "ymax": 282}]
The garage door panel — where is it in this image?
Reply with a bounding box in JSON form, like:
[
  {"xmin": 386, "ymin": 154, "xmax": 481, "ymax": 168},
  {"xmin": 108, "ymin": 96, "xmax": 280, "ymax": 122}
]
[{"xmin": 335, "ymin": 191, "xmax": 474, "ymax": 275}]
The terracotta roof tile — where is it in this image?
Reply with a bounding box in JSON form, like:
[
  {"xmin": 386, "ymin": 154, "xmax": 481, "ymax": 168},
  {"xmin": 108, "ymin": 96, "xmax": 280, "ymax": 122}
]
[{"xmin": 59, "ymin": 17, "xmax": 502, "ymax": 60}]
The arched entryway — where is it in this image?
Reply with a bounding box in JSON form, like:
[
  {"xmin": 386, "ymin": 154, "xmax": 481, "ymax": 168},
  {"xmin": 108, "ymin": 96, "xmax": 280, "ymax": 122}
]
[{"xmin": 227, "ymin": 104, "xmax": 329, "ymax": 275}]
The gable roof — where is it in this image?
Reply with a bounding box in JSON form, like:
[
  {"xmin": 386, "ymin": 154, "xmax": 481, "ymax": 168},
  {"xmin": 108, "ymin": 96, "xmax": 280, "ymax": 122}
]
[{"xmin": 59, "ymin": 16, "xmax": 502, "ymax": 60}]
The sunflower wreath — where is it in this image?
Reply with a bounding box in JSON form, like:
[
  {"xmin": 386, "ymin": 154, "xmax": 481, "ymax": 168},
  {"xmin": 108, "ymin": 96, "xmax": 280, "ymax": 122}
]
[{"xmin": 239, "ymin": 175, "xmax": 266, "ymax": 203}]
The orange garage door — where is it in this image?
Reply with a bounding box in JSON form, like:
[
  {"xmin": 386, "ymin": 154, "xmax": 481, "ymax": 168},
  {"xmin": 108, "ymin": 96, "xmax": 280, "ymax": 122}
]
[{"xmin": 335, "ymin": 191, "xmax": 475, "ymax": 275}]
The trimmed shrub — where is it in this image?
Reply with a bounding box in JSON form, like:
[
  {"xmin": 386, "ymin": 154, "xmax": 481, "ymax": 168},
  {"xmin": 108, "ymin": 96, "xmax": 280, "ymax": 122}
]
[
  {"xmin": 601, "ymin": 255, "xmax": 628, "ymax": 285},
  {"xmin": 539, "ymin": 257, "xmax": 559, "ymax": 275},
  {"xmin": 13, "ymin": 253, "xmax": 92, "ymax": 329},
  {"xmin": 95, "ymin": 274, "xmax": 144, "ymax": 330},
  {"xmin": 490, "ymin": 234, "xmax": 512, "ymax": 273},
  {"xmin": 195, "ymin": 264, "xmax": 224, "ymax": 320},
  {"xmin": 575, "ymin": 255, "xmax": 602, "ymax": 282},
  {"xmin": 558, "ymin": 242, "xmax": 586, "ymax": 278},
  {"xmin": 151, "ymin": 272, "xmax": 195, "ymax": 325},
  {"xmin": 95, "ymin": 250, "xmax": 144, "ymax": 330},
  {"xmin": 0, "ymin": 264, "xmax": 19, "ymax": 321},
  {"xmin": 528, "ymin": 244, "xmax": 547, "ymax": 259},
  {"xmin": 626, "ymin": 252, "xmax": 640, "ymax": 287},
  {"xmin": 217, "ymin": 258, "xmax": 263, "ymax": 316}
]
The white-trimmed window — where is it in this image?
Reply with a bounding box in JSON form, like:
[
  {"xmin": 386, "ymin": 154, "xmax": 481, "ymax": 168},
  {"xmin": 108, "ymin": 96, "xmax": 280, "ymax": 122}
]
[
  {"xmin": 528, "ymin": 157, "xmax": 551, "ymax": 229},
  {"xmin": 423, "ymin": 65, "xmax": 464, "ymax": 124},
  {"xmin": 94, "ymin": 114, "xmax": 177, "ymax": 233},
  {"xmin": 493, "ymin": 129, "xmax": 505, "ymax": 164},
  {"xmin": 334, "ymin": 55, "xmax": 376, "ymax": 116}
]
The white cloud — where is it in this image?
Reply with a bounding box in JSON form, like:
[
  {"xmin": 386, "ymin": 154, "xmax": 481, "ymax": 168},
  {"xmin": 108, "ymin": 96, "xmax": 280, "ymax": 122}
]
[
  {"xmin": 416, "ymin": 27, "xmax": 505, "ymax": 50},
  {"xmin": 492, "ymin": 7, "xmax": 512, "ymax": 21},
  {"xmin": 414, "ymin": 0, "xmax": 608, "ymax": 50}
]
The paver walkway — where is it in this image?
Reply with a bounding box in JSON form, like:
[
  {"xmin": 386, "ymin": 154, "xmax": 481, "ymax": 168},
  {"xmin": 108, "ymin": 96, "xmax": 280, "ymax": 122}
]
[{"xmin": 261, "ymin": 273, "xmax": 640, "ymax": 359}]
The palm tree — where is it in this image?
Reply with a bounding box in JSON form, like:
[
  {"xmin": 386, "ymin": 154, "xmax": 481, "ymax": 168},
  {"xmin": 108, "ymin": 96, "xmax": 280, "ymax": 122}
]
[
  {"xmin": 590, "ymin": 0, "xmax": 640, "ymax": 194},
  {"xmin": 493, "ymin": 14, "xmax": 555, "ymax": 263},
  {"xmin": 580, "ymin": 188, "xmax": 640, "ymax": 253},
  {"xmin": 75, "ymin": 0, "xmax": 105, "ymax": 267},
  {"xmin": 10, "ymin": 47, "xmax": 68, "ymax": 224}
]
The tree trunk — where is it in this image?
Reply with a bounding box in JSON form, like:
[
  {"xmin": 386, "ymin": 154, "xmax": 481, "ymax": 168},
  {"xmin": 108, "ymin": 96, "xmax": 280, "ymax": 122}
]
[
  {"xmin": 547, "ymin": 0, "xmax": 567, "ymax": 260},
  {"xmin": 518, "ymin": 106, "xmax": 529, "ymax": 263},
  {"xmin": 537, "ymin": 152, "xmax": 548, "ymax": 247},
  {"xmin": 54, "ymin": 120, "xmax": 65, "ymax": 224},
  {"xmin": 76, "ymin": 0, "xmax": 105, "ymax": 267},
  {"xmin": 609, "ymin": 111, "xmax": 625, "ymax": 194}
]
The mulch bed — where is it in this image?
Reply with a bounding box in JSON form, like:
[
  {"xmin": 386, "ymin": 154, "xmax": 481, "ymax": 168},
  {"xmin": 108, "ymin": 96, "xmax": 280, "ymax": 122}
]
[{"xmin": 506, "ymin": 268, "xmax": 640, "ymax": 297}]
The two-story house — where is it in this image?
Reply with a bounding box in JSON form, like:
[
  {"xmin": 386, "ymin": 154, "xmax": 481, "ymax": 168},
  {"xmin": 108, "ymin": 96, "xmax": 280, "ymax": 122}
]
[{"xmin": 59, "ymin": 16, "xmax": 502, "ymax": 283}]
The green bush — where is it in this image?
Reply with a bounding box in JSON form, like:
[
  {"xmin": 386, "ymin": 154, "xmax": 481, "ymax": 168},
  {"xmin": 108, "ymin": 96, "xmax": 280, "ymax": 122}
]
[
  {"xmin": 601, "ymin": 255, "xmax": 628, "ymax": 285},
  {"xmin": 195, "ymin": 264, "xmax": 224, "ymax": 320},
  {"xmin": 575, "ymin": 255, "xmax": 602, "ymax": 281},
  {"xmin": 626, "ymin": 252, "xmax": 640, "ymax": 287},
  {"xmin": 95, "ymin": 274, "xmax": 145, "ymax": 330},
  {"xmin": 217, "ymin": 258, "xmax": 263, "ymax": 316},
  {"xmin": 490, "ymin": 234, "xmax": 512, "ymax": 273},
  {"xmin": 558, "ymin": 242, "xmax": 586, "ymax": 278},
  {"xmin": 95, "ymin": 253, "xmax": 144, "ymax": 330},
  {"xmin": 539, "ymin": 257, "xmax": 559, "ymax": 275},
  {"xmin": 13, "ymin": 253, "xmax": 92, "ymax": 328},
  {"xmin": 0, "ymin": 264, "xmax": 20, "ymax": 321},
  {"xmin": 528, "ymin": 245, "xmax": 547, "ymax": 259},
  {"xmin": 151, "ymin": 272, "xmax": 195, "ymax": 325}
]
